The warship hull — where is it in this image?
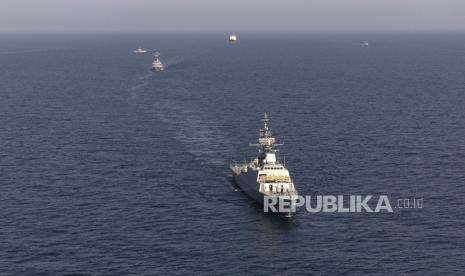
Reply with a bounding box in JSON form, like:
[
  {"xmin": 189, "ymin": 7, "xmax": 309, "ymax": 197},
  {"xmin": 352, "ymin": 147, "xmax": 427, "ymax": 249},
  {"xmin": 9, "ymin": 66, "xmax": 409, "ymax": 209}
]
[
  {"xmin": 230, "ymin": 167, "xmax": 296, "ymax": 217},
  {"xmin": 230, "ymin": 113, "xmax": 298, "ymax": 218},
  {"xmin": 152, "ymin": 52, "xmax": 164, "ymax": 72}
]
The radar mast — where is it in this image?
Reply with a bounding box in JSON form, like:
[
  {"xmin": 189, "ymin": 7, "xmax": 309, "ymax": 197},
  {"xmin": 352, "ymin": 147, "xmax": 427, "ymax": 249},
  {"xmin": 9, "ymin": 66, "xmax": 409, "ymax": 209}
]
[{"xmin": 250, "ymin": 113, "xmax": 282, "ymax": 155}]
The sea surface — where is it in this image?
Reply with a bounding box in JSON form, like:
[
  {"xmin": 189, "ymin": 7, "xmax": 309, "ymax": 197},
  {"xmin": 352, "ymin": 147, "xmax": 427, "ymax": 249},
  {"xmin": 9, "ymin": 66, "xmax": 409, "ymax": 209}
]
[{"xmin": 1, "ymin": 32, "xmax": 465, "ymax": 275}]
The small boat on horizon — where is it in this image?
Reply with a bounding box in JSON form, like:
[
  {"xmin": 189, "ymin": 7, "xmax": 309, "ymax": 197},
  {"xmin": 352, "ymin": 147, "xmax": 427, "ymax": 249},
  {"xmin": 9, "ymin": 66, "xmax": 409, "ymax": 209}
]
[
  {"xmin": 229, "ymin": 34, "xmax": 238, "ymax": 42},
  {"xmin": 134, "ymin": 47, "xmax": 148, "ymax": 53}
]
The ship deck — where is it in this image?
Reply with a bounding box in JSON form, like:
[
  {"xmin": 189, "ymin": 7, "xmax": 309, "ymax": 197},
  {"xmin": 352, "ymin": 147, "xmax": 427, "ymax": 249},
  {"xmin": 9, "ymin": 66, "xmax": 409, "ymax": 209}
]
[{"xmin": 229, "ymin": 163, "xmax": 246, "ymax": 175}]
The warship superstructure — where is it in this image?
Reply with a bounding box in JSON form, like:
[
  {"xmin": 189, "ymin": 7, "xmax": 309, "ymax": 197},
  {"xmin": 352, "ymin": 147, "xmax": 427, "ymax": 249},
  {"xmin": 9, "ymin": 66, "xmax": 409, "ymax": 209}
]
[
  {"xmin": 151, "ymin": 52, "xmax": 164, "ymax": 72},
  {"xmin": 230, "ymin": 113, "xmax": 298, "ymax": 217}
]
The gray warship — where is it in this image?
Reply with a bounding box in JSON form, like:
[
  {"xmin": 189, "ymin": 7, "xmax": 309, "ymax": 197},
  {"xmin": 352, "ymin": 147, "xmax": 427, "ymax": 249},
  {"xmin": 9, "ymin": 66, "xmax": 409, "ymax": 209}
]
[
  {"xmin": 230, "ymin": 113, "xmax": 298, "ymax": 217},
  {"xmin": 151, "ymin": 51, "xmax": 164, "ymax": 72}
]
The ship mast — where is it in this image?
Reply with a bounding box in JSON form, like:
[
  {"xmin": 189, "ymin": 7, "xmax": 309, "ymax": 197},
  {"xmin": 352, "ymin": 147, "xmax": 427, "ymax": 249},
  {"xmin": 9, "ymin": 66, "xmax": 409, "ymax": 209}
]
[{"xmin": 250, "ymin": 113, "xmax": 282, "ymax": 162}]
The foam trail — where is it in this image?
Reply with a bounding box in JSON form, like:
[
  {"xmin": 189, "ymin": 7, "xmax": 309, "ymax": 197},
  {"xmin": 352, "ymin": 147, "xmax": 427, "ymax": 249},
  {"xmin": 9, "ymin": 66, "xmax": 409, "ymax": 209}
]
[{"xmin": 128, "ymin": 72, "xmax": 152, "ymax": 100}]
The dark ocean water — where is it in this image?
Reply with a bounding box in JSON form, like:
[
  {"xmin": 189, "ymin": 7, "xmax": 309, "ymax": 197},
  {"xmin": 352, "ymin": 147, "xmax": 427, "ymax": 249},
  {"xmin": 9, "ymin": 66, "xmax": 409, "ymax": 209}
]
[{"xmin": 1, "ymin": 32, "xmax": 465, "ymax": 275}]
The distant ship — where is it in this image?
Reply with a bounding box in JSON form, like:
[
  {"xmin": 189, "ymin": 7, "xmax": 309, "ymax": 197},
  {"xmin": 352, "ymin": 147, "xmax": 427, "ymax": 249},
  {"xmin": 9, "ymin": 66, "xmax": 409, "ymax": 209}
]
[
  {"xmin": 151, "ymin": 52, "xmax": 164, "ymax": 72},
  {"xmin": 363, "ymin": 42, "xmax": 369, "ymax": 47},
  {"xmin": 133, "ymin": 47, "xmax": 148, "ymax": 53},
  {"xmin": 230, "ymin": 113, "xmax": 298, "ymax": 217},
  {"xmin": 229, "ymin": 34, "xmax": 238, "ymax": 42}
]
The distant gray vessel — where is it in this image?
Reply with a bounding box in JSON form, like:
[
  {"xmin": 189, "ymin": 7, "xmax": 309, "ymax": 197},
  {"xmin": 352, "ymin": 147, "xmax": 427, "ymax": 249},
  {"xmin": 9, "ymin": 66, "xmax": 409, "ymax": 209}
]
[
  {"xmin": 133, "ymin": 46, "xmax": 147, "ymax": 53},
  {"xmin": 230, "ymin": 113, "xmax": 298, "ymax": 217},
  {"xmin": 151, "ymin": 52, "xmax": 164, "ymax": 72}
]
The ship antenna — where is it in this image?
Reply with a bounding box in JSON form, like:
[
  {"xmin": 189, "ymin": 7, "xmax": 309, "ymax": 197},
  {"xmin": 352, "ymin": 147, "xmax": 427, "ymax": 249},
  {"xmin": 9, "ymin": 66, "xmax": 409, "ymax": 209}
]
[
  {"xmin": 263, "ymin": 112, "xmax": 268, "ymax": 122},
  {"xmin": 250, "ymin": 112, "xmax": 282, "ymax": 152},
  {"xmin": 262, "ymin": 112, "xmax": 270, "ymax": 138}
]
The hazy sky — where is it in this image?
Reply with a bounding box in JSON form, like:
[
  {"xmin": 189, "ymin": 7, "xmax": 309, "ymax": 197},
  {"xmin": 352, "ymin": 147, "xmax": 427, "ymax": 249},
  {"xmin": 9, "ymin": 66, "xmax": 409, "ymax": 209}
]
[{"xmin": 1, "ymin": 0, "xmax": 465, "ymax": 32}]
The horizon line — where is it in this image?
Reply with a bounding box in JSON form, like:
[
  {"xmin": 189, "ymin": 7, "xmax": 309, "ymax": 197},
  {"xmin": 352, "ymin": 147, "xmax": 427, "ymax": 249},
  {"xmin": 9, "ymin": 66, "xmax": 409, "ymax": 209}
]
[{"xmin": 2, "ymin": 29, "xmax": 465, "ymax": 35}]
